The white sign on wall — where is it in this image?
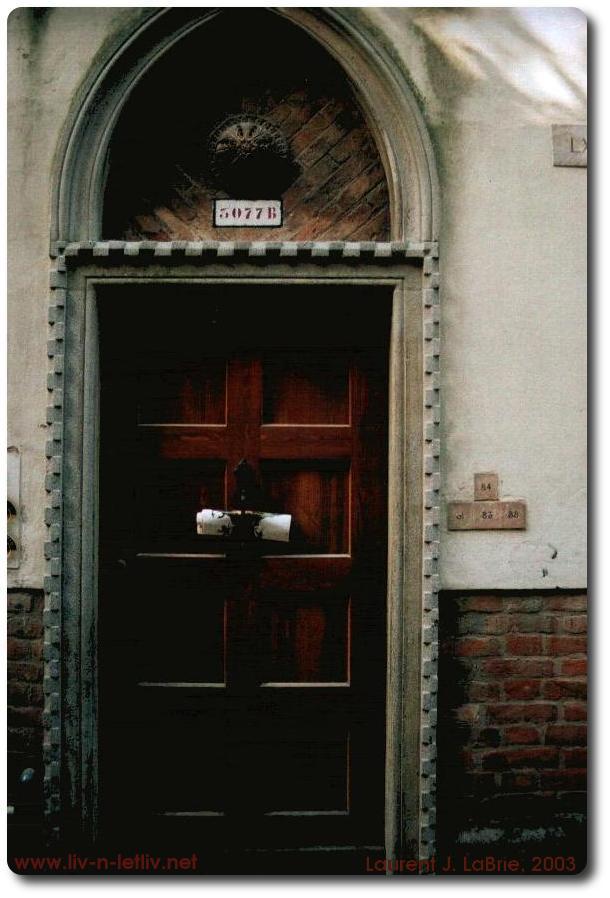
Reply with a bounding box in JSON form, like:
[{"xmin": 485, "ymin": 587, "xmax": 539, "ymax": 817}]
[{"xmin": 214, "ymin": 199, "xmax": 282, "ymax": 227}]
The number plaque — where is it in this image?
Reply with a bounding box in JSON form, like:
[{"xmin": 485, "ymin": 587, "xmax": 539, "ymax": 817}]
[
  {"xmin": 448, "ymin": 499, "xmax": 526, "ymax": 530},
  {"xmin": 214, "ymin": 199, "xmax": 282, "ymax": 228},
  {"xmin": 474, "ymin": 472, "xmax": 499, "ymax": 501}
]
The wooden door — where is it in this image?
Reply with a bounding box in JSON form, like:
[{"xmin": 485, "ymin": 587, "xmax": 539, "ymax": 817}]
[{"xmin": 98, "ymin": 285, "xmax": 390, "ymax": 872}]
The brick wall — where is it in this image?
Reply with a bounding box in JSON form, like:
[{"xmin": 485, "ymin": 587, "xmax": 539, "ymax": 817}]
[
  {"xmin": 437, "ymin": 591, "xmax": 587, "ymax": 864},
  {"xmin": 109, "ymin": 88, "xmax": 390, "ymax": 243},
  {"xmin": 7, "ymin": 589, "xmax": 44, "ymax": 824}
]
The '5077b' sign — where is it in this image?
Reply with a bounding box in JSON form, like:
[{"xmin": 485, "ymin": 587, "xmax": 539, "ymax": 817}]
[{"xmin": 214, "ymin": 199, "xmax": 282, "ymax": 227}]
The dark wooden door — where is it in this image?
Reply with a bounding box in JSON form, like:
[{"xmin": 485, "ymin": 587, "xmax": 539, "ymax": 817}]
[{"xmin": 98, "ymin": 285, "xmax": 390, "ymax": 872}]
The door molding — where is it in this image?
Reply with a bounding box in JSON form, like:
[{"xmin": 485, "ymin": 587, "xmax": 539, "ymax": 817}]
[{"xmin": 44, "ymin": 245, "xmax": 440, "ymax": 863}]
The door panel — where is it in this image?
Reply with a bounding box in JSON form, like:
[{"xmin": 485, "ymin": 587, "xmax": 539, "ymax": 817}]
[
  {"xmin": 264, "ymin": 593, "xmax": 350, "ymax": 684},
  {"xmin": 262, "ymin": 350, "xmax": 350, "ymax": 424},
  {"xmin": 135, "ymin": 460, "xmax": 226, "ymax": 550},
  {"xmin": 261, "ymin": 461, "xmax": 350, "ymax": 553},
  {"xmin": 136, "ymin": 356, "xmax": 227, "ymax": 425},
  {"xmin": 98, "ymin": 285, "xmax": 390, "ymax": 868}
]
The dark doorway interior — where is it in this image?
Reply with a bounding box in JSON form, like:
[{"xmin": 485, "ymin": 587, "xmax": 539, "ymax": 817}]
[{"xmin": 97, "ymin": 284, "xmax": 390, "ymax": 872}]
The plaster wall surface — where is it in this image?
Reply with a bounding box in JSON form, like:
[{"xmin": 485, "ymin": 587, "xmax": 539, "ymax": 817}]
[
  {"xmin": 349, "ymin": 6, "xmax": 586, "ymax": 590},
  {"xmin": 7, "ymin": 7, "xmax": 587, "ymax": 591},
  {"xmin": 7, "ymin": 7, "xmax": 145, "ymax": 588}
]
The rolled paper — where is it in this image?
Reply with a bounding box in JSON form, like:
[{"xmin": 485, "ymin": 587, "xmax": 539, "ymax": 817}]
[
  {"xmin": 254, "ymin": 513, "xmax": 292, "ymax": 543},
  {"xmin": 196, "ymin": 509, "xmax": 234, "ymax": 537},
  {"xmin": 196, "ymin": 509, "xmax": 291, "ymax": 542}
]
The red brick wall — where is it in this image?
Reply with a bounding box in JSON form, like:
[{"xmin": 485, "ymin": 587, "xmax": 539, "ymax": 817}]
[
  {"xmin": 438, "ymin": 591, "xmax": 587, "ymax": 849},
  {"xmin": 7, "ymin": 590, "xmax": 44, "ymax": 810}
]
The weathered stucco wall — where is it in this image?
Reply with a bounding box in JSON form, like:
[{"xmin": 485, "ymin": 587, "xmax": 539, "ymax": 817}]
[
  {"xmin": 366, "ymin": 6, "xmax": 587, "ymax": 590},
  {"xmin": 7, "ymin": 7, "xmax": 587, "ymax": 591},
  {"xmin": 7, "ymin": 7, "xmax": 145, "ymax": 588}
]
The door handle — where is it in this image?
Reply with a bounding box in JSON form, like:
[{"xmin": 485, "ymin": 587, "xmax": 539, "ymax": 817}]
[
  {"xmin": 196, "ymin": 460, "xmax": 292, "ymax": 546},
  {"xmin": 232, "ymin": 458, "xmax": 260, "ymax": 510}
]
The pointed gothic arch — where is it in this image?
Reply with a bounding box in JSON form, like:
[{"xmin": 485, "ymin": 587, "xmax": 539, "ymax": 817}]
[{"xmin": 51, "ymin": 7, "xmax": 439, "ymax": 248}]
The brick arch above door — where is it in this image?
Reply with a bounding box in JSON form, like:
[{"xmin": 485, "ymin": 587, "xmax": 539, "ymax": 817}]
[
  {"xmin": 102, "ymin": 10, "xmax": 391, "ymax": 243},
  {"xmin": 51, "ymin": 7, "xmax": 439, "ymax": 246}
]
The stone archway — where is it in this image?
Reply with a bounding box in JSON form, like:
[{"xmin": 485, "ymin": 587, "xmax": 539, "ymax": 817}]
[{"xmin": 51, "ymin": 8, "xmax": 439, "ymax": 246}]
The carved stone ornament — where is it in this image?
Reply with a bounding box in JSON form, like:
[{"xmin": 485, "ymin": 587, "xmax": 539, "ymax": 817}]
[{"xmin": 208, "ymin": 114, "xmax": 297, "ymax": 198}]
